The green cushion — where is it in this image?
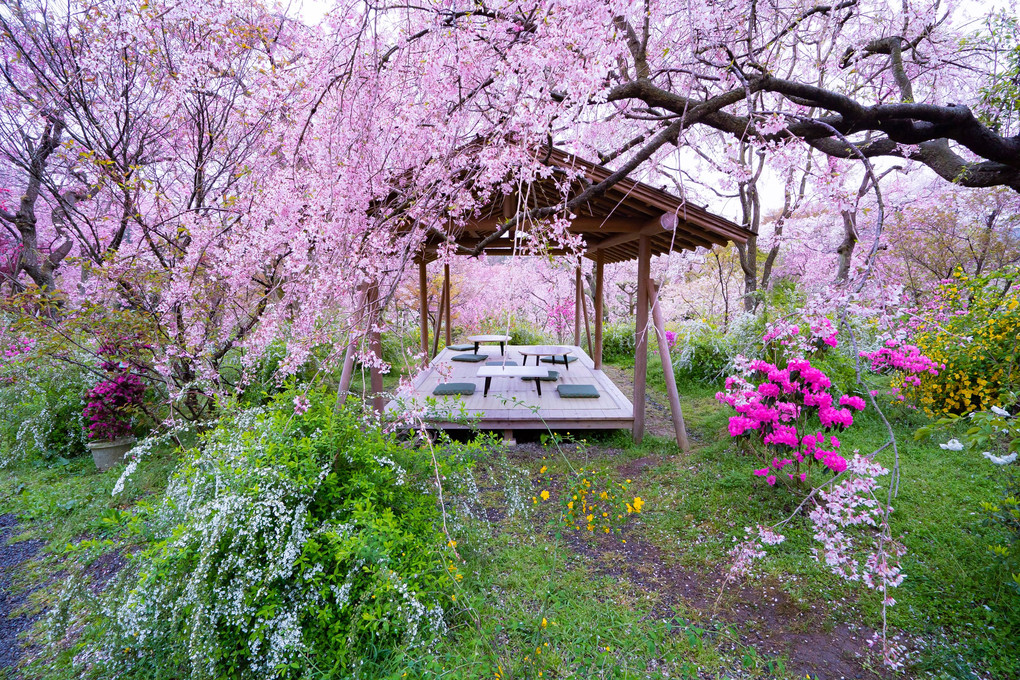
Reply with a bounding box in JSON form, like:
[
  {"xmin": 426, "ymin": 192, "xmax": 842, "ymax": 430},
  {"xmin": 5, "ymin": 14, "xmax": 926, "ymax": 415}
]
[
  {"xmin": 557, "ymin": 384, "xmax": 600, "ymax": 398},
  {"xmin": 433, "ymin": 382, "xmax": 476, "ymax": 396},
  {"xmin": 540, "ymin": 355, "xmax": 578, "ymax": 365},
  {"xmin": 523, "ymin": 370, "xmax": 559, "ymax": 382},
  {"xmin": 486, "ymin": 360, "xmax": 518, "ymax": 366},
  {"xmin": 451, "ymin": 353, "xmax": 486, "ymax": 363},
  {"xmin": 448, "ymin": 343, "xmax": 474, "ymax": 351}
]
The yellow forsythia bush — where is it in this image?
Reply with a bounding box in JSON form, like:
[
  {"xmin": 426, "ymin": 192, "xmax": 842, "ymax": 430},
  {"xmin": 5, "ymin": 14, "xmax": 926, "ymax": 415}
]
[{"xmin": 908, "ymin": 268, "xmax": 1020, "ymax": 416}]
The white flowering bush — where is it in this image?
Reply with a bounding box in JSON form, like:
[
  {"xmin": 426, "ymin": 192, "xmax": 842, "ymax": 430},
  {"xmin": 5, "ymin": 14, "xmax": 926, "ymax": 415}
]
[
  {"xmin": 669, "ymin": 319, "xmax": 734, "ymax": 384},
  {"xmin": 0, "ymin": 353, "xmax": 93, "ymax": 466},
  {"xmin": 93, "ymin": 388, "xmax": 471, "ymax": 678}
]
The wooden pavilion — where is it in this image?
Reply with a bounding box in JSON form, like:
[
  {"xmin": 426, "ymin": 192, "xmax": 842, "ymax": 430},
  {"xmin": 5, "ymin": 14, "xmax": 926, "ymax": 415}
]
[{"xmin": 386, "ymin": 148, "xmax": 749, "ymax": 443}]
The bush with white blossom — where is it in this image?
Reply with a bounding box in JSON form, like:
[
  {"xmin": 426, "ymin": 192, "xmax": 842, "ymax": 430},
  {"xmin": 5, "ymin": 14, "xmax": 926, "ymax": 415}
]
[{"xmin": 90, "ymin": 389, "xmax": 475, "ymax": 678}]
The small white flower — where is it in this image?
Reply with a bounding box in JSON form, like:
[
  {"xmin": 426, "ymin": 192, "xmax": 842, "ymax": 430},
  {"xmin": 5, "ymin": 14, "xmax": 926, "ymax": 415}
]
[
  {"xmin": 940, "ymin": 439, "xmax": 964, "ymax": 451},
  {"xmin": 990, "ymin": 406, "xmax": 1010, "ymax": 418},
  {"xmin": 981, "ymin": 451, "xmax": 1017, "ymax": 466}
]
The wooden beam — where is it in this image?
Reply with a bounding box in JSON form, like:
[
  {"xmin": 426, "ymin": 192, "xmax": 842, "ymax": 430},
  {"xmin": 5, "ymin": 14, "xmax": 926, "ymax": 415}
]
[
  {"xmin": 649, "ymin": 279, "xmax": 690, "ymax": 452},
  {"xmin": 502, "ymin": 193, "xmax": 516, "ymax": 219},
  {"xmin": 453, "ymin": 215, "xmax": 641, "ymax": 234},
  {"xmin": 633, "ymin": 235, "xmax": 651, "ymax": 444},
  {"xmin": 419, "ymin": 260, "xmax": 429, "ymax": 367},
  {"xmin": 594, "ymin": 254, "xmax": 604, "ymax": 369},
  {"xmin": 443, "ymin": 262, "xmax": 452, "ymax": 346},
  {"xmin": 574, "ymin": 265, "xmax": 582, "ymax": 347},
  {"xmin": 588, "ymin": 213, "xmax": 678, "ymax": 254}
]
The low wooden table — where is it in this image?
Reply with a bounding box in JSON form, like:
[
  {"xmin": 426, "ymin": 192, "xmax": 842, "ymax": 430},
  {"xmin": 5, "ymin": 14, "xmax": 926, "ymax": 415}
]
[
  {"xmin": 465, "ymin": 334, "xmax": 512, "ymax": 355},
  {"xmin": 518, "ymin": 345, "xmax": 575, "ymax": 370},
  {"xmin": 476, "ymin": 366, "xmax": 556, "ymax": 396}
]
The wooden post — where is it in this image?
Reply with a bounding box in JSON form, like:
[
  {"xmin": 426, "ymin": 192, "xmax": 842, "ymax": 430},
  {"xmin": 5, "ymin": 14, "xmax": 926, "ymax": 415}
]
[
  {"xmin": 368, "ymin": 283, "xmax": 385, "ymax": 413},
  {"xmin": 574, "ymin": 265, "xmax": 582, "ymax": 347},
  {"xmin": 649, "ymin": 279, "xmax": 690, "ymax": 452},
  {"xmin": 633, "ymin": 235, "xmax": 651, "ymax": 444},
  {"xmin": 444, "ymin": 262, "xmax": 452, "ymax": 347},
  {"xmin": 594, "ymin": 254, "xmax": 604, "ymax": 369},
  {"xmin": 419, "ymin": 259, "xmax": 429, "ymax": 366}
]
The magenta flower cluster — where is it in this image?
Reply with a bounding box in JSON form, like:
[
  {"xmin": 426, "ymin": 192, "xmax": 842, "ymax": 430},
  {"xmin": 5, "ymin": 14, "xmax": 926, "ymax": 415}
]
[
  {"xmin": 859, "ymin": 338, "xmax": 942, "ymax": 388},
  {"xmin": 83, "ymin": 363, "xmax": 146, "ymax": 441},
  {"xmin": 761, "ymin": 317, "xmax": 838, "ymax": 356},
  {"xmin": 717, "ymin": 357, "xmax": 867, "ymax": 486},
  {"xmin": 1, "ymin": 336, "xmax": 33, "ymax": 362}
]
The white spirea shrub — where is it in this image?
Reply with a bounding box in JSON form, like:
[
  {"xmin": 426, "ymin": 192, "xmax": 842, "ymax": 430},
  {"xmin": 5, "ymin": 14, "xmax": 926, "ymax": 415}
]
[{"xmin": 92, "ymin": 392, "xmax": 469, "ymax": 679}]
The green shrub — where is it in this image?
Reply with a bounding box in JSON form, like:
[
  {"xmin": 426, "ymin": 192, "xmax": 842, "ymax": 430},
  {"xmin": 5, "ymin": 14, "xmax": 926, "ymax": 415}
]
[
  {"xmin": 94, "ymin": 389, "xmax": 474, "ymax": 679},
  {"xmin": 507, "ymin": 321, "xmax": 547, "ymax": 346},
  {"xmin": 600, "ymin": 322, "xmax": 635, "ymax": 364},
  {"xmin": 0, "ymin": 357, "xmax": 92, "ymax": 466},
  {"xmin": 381, "ymin": 328, "xmax": 425, "ymax": 370},
  {"xmin": 669, "ymin": 321, "xmax": 733, "ymax": 385}
]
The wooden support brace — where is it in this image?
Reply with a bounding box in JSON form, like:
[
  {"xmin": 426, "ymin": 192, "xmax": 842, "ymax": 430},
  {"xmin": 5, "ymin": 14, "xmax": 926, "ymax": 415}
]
[
  {"xmin": 336, "ymin": 286, "xmax": 368, "ymax": 407},
  {"xmin": 649, "ymin": 279, "xmax": 690, "ymax": 452},
  {"xmin": 444, "ymin": 262, "xmax": 452, "ymax": 346},
  {"xmin": 432, "ymin": 282, "xmax": 446, "ymax": 358},
  {"xmin": 574, "ymin": 265, "xmax": 582, "ymax": 347},
  {"xmin": 419, "ymin": 260, "xmax": 429, "ymax": 367},
  {"xmin": 581, "ymin": 273, "xmax": 593, "ymax": 357},
  {"xmin": 368, "ymin": 283, "xmax": 384, "ymax": 413}
]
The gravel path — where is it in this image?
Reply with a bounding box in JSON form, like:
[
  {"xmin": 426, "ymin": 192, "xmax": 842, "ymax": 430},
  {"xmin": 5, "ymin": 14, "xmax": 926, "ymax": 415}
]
[{"xmin": 0, "ymin": 513, "xmax": 42, "ymax": 676}]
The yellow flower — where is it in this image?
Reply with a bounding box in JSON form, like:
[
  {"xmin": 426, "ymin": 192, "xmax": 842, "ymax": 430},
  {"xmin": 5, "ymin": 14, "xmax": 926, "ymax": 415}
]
[
  {"xmin": 633, "ymin": 497, "xmax": 644, "ymax": 512},
  {"xmin": 567, "ymin": 501, "xmax": 574, "ymax": 510},
  {"xmin": 540, "ymin": 490, "xmax": 550, "ymax": 501},
  {"xmin": 447, "ymin": 540, "xmax": 457, "ymax": 548},
  {"xmin": 541, "ymin": 617, "xmax": 548, "ymax": 628},
  {"xmin": 540, "ymin": 465, "xmax": 547, "ymax": 473}
]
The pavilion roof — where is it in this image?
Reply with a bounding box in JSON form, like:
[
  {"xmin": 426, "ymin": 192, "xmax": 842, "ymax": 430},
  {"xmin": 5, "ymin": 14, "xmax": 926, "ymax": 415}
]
[{"xmin": 419, "ymin": 147, "xmax": 750, "ymax": 264}]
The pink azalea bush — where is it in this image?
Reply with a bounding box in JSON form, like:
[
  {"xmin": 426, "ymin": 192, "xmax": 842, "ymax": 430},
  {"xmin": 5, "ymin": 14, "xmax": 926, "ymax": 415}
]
[
  {"xmin": 859, "ymin": 336, "xmax": 943, "ymax": 402},
  {"xmin": 717, "ymin": 354, "xmax": 866, "ymax": 486},
  {"xmin": 83, "ymin": 349, "xmax": 147, "ymax": 441}
]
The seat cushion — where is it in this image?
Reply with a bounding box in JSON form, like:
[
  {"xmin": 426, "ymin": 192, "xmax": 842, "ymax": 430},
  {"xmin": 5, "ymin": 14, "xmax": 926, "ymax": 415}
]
[
  {"xmin": 486, "ymin": 360, "xmax": 518, "ymax": 366},
  {"xmin": 523, "ymin": 370, "xmax": 559, "ymax": 382},
  {"xmin": 448, "ymin": 343, "xmax": 474, "ymax": 351},
  {"xmin": 432, "ymin": 382, "xmax": 476, "ymax": 396},
  {"xmin": 540, "ymin": 355, "xmax": 578, "ymax": 365},
  {"xmin": 557, "ymin": 384, "xmax": 600, "ymax": 398},
  {"xmin": 451, "ymin": 353, "xmax": 486, "ymax": 363}
]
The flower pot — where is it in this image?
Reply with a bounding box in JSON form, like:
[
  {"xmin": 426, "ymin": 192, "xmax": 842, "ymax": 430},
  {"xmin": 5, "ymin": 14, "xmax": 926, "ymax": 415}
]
[{"xmin": 87, "ymin": 436, "xmax": 137, "ymax": 472}]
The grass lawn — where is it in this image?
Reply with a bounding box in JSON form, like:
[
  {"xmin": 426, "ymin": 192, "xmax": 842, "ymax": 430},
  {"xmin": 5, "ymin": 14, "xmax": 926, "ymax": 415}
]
[{"xmin": 1, "ymin": 356, "xmax": 1017, "ymax": 679}]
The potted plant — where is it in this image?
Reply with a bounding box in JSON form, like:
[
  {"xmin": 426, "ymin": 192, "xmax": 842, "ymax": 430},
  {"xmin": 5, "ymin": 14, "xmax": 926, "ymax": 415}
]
[{"xmin": 84, "ymin": 360, "xmax": 146, "ymax": 471}]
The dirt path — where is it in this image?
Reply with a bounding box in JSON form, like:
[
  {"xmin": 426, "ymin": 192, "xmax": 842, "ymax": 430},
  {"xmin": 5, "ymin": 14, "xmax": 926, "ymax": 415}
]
[
  {"xmin": 566, "ymin": 520, "xmax": 880, "ymax": 679},
  {"xmin": 600, "ymin": 364, "xmax": 676, "ymax": 439},
  {"xmin": 509, "ymin": 436, "xmax": 884, "ymax": 679},
  {"xmin": 0, "ymin": 514, "xmax": 42, "ymax": 677}
]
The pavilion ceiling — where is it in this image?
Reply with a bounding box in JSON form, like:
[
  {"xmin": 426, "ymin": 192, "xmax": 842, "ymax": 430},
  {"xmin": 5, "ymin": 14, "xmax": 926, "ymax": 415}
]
[{"xmin": 419, "ymin": 147, "xmax": 750, "ymax": 264}]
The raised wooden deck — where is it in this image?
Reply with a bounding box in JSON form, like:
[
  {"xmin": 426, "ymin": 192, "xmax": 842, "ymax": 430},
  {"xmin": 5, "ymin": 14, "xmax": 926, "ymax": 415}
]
[{"xmin": 384, "ymin": 345, "xmax": 634, "ymax": 432}]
